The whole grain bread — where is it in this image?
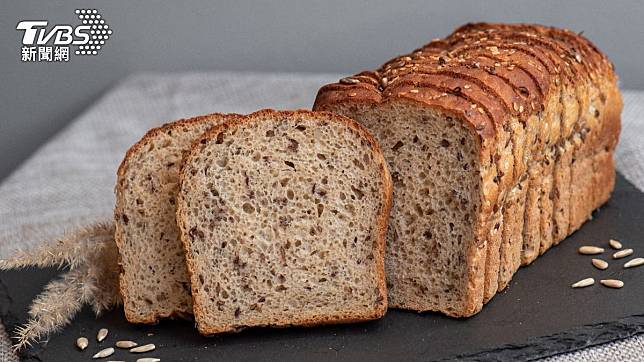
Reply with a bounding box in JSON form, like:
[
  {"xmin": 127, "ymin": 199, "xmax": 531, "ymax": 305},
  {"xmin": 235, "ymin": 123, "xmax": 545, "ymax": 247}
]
[
  {"xmin": 314, "ymin": 23, "xmax": 622, "ymax": 317},
  {"xmin": 176, "ymin": 110, "xmax": 392, "ymax": 335},
  {"xmin": 114, "ymin": 113, "xmax": 236, "ymax": 324}
]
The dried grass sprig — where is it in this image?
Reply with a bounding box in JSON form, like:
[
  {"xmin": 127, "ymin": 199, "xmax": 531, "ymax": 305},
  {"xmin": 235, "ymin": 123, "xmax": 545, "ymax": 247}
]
[
  {"xmin": 0, "ymin": 222, "xmax": 115, "ymax": 270},
  {"xmin": 12, "ymin": 267, "xmax": 90, "ymax": 350},
  {"xmin": 3, "ymin": 221, "xmax": 123, "ymax": 350},
  {"xmin": 84, "ymin": 235, "xmax": 122, "ymax": 315}
]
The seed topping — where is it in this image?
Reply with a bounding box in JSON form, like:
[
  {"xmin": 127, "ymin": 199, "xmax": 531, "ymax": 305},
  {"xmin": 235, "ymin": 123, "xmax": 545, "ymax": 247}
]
[{"xmin": 339, "ymin": 77, "xmax": 360, "ymax": 85}]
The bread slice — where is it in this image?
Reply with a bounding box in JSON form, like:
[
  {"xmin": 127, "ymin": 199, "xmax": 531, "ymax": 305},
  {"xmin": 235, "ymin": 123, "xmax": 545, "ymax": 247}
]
[
  {"xmin": 114, "ymin": 113, "xmax": 235, "ymax": 324},
  {"xmin": 314, "ymin": 23, "xmax": 621, "ymax": 317},
  {"xmin": 176, "ymin": 110, "xmax": 392, "ymax": 335}
]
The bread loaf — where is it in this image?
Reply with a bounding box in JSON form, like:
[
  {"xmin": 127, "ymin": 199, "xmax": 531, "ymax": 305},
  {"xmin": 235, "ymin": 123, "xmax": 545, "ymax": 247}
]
[
  {"xmin": 176, "ymin": 110, "xmax": 392, "ymax": 334},
  {"xmin": 114, "ymin": 113, "xmax": 236, "ymax": 323},
  {"xmin": 314, "ymin": 23, "xmax": 622, "ymax": 317}
]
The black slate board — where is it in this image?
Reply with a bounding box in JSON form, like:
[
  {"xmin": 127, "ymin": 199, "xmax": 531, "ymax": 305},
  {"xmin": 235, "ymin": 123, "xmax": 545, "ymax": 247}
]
[{"xmin": 2, "ymin": 174, "xmax": 644, "ymax": 362}]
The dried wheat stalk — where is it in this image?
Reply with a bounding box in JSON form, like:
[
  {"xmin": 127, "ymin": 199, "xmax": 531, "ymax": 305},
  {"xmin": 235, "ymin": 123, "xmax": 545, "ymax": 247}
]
[
  {"xmin": 0, "ymin": 222, "xmax": 115, "ymax": 270},
  {"xmin": 2, "ymin": 221, "xmax": 121, "ymax": 350},
  {"xmin": 12, "ymin": 267, "xmax": 90, "ymax": 350}
]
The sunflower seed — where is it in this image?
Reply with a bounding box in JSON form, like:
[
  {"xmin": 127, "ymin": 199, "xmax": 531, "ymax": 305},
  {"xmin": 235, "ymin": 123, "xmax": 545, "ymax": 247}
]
[
  {"xmin": 578, "ymin": 246, "xmax": 604, "ymax": 255},
  {"xmin": 116, "ymin": 340, "xmax": 138, "ymax": 348},
  {"xmin": 339, "ymin": 77, "xmax": 359, "ymax": 85},
  {"xmin": 137, "ymin": 358, "xmax": 161, "ymax": 362},
  {"xmin": 591, "ymin": 258, "xmax": 608, "ymax": 270},
  {"xmin": 600, "ymin": 279, "xmax": 624, "ymax": 288},
  {"xmin": 76, "ymin": 337, "xmax": 89, "ymax": 350},
  {"xmin": 93, "ymin": 347, "xmax": 115, "ymax": 359},
  {"xmin": 613, "ymin": 249, "xmax": 633, "ymax": 259},
  {"xmin": 130, "ymin": 343, "xmax": 156, "ymax": 353},
  {"xmin": 97, "ymin": 328, "xmax": 108, "ymax": 342},
  {"xmin": 624, "ymin": 257, "xmax": 644, "ymax": 269},
  {"xmin": 571, "ymin": 277, "xmax": 594, "ymax": 288},
  {"xmin": 609, "ymin": 239, "xmax": 623, "ymax": 249}
]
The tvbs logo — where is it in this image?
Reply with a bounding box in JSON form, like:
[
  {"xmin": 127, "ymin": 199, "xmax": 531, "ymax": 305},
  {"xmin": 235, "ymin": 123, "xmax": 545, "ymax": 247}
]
[{"xmin": 17, "ymin": 9, "xmax": 112, "ymax": 62}]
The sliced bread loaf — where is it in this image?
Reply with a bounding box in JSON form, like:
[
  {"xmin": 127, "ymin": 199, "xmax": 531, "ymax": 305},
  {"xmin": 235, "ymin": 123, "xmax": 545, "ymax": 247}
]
[
  {"xmin": 114, "ymin": 113, "xmax": 235, "ymax": 324},
  {"xmin": 176, "ymin": 110, "xmax": 392, "ymax": 335},
  {"xmin": 314, "ymin": 23, "xmax": 621, "ymax": 317}
]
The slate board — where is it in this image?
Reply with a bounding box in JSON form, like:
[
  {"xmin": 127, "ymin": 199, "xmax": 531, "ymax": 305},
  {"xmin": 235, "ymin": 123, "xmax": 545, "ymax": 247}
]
[{"xmin": 2, "ymin": 173, "xmax": 644, "ymax": 362}]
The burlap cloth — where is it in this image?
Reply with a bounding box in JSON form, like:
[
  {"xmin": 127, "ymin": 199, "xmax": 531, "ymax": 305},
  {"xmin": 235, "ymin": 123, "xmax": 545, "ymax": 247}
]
[{"xmin": 0, "ymin": 72, "xmax": 642, "ymax": 361}]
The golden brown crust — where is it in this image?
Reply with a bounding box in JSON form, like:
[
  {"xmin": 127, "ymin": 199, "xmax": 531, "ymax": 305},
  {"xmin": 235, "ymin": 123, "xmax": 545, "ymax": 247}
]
[
  {"xmin": 176, "ymin": 109, "xmax": 392, "ymax": 335},
  {"xmin": 314, "ymin": 23, "xmax": 614, "ymax": 146},
  {"xmin": 114, "ymin": 112, "xmax": 239, "ymax": 324},
  {"xmin": 314, "ymin": 23, "xmax": 621, "ymax": 317}
]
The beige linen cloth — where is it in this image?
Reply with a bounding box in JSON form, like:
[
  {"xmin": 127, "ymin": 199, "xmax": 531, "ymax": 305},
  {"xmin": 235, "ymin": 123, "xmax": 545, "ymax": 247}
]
[{"xmin": 0, "ymin": 71, "xmax": 643, "ymax": 361}]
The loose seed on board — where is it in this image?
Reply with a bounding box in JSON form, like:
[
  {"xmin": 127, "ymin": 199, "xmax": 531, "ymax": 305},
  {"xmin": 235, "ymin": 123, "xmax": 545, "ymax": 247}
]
[
  {"xmin": 93, "ymin": 347, "xmax": 115, "ymax": 359},
  {"xmin": 130, "ymin": 344, "xmax": 156, "ymax": 353},
  {"xmin": 591, "ymin": 258, "xmax": 608, "ymax": 270},
  {"xmin": 613, "ymin": 249, "xmax": 634, "ymax": 259},
  {"xmin": 137, "ymin": 358, "xmax": 161, "ymax": 362},
  {"xmin": 624, "ymin": 257, "xmax": 644, "ymax": 269},
  {"xmin": 609, "ymin": 239, "xmax": 623, "ymax": 249},
  {"xmin": 600, "ymin": 279, "xmax": 624, "ymax": 289},
  {"xmin": 116, "ymin": 340, "xmax": 138, "ymax": 349},
  {"xmin": 578, "ymin": 246, "xmax": 604, "ymax": 255},
  {"xmin": 97, "ymin": 328, "xmax": 108, "ymax": 342},
  {"xmin": 76, "ymin": 337, "xmax": 88, "ymax": 350},
  {"xmin": 571, "ymin": 278, "xmax": 595, "ymax": 288}
]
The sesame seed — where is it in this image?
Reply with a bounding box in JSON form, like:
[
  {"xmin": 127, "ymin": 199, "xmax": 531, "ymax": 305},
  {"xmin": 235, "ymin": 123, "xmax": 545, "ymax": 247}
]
[
  {"xmin": 409, "ymin": 89, "xmax": 419, "ymax": 93},
  {"xmin": 348, "ymin": 92, "xmax": 357, "ymax": 97}
]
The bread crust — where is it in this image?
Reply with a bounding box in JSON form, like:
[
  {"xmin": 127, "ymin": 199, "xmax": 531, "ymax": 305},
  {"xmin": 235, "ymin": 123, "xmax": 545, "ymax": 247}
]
[
  {"xmin": 176, "ymin": 109, "xmax": 393, "ymax": 335},
  {"xmin": 114, "ymin": 112, "xmax": 238, "ymax": 324},
  {"xmin": 313, "ymin": 23, "xmax": 621, "ymax": 317}
]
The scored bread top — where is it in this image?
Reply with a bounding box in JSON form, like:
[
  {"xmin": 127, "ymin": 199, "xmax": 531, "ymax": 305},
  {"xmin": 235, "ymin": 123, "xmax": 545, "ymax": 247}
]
[{"xmin": 314, "ymin": 22, "xmax": 616, "ymax": 143}]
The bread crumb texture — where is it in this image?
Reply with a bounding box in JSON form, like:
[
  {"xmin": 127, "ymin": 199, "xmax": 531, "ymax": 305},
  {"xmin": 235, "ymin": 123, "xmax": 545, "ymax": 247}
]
[{"xmin": 177, "ymin": 110, "xmax": 391, "ymax": 334}]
